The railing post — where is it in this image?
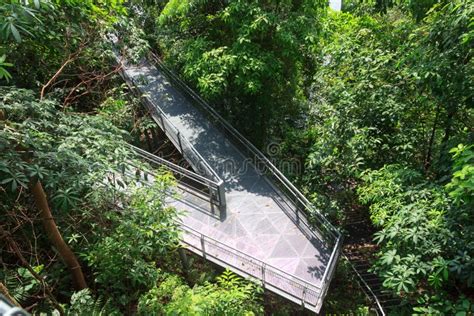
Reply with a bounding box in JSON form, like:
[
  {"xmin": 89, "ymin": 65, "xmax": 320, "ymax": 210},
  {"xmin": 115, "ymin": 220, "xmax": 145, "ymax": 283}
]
[
  {"xmin": 261, "ymin": 264, "xmax": 266, "ymax": 288},
  {"xmin": 160, "ymin": 114, "xmax": 166, "ymax": 134},
  {"xmin": 177, "ymin": 131, "xmax": 183, "ymax": 153},
  {"xmin": 200, "ymin": 234, "xmax": 206, "ymax": 259},
  {"xmin": 302, "ymin": 286, "xmax": 307, "ymax": 309},
  {"xmin": 296, "ymin": 207, "xmax": 300, "ymax": 225},
  {"xmin": 218, "ymin": 182, "xmax": 226, "ymax": 218},
  {"xmin": 208, "ymin": 184, "xmax": 215, "ymax": 214}
]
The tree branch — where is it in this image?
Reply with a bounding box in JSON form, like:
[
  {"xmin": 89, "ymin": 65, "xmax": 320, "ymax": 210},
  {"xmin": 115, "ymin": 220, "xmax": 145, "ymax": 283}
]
[
  {"xmin": 40, "ymin": 42, "xmax": 86, "ymax": 100},
  {"xmin": 30, "ymin": 181, "xmax": 88, "ymax": 291}
]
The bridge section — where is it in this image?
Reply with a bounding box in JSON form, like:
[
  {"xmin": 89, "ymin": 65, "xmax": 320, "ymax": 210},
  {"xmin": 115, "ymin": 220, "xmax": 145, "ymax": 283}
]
[{"xmin": 119, "ymin": 54, "xmax": 341, "ymax": 313}]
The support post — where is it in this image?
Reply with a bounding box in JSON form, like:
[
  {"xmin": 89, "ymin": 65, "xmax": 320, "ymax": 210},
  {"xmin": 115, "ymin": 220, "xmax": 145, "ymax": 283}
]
[
  {"xmin": 151, "ymin": 128, "xmax": 161, "ymax": 150},
  {"xmin": 145, "ymin": 129, "xmax": 153, "ymax": 152},
  {"xmin": 218, "ymin": 182, "xmax": 226, "ymax": 219},
  {"xmin": 302, "ymin": 286, "xmax": 307, "ymax": 309},
  {"xmin": 178, "ymin": 248, "xmax": 190, "ymax": 273},
  {"xmin": 261, "ymin": 264, "xmax": 266, "ymax": 288},
  {"xmin": 200, "ymin": 234, "xmax": 206, "ymax": 259}
]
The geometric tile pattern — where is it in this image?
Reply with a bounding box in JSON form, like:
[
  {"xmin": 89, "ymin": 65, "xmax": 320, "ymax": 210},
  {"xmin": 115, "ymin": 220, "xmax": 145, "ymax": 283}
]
[{"xmin": 121, "ymin": 59, "xmax": 335, "ymax": 311}]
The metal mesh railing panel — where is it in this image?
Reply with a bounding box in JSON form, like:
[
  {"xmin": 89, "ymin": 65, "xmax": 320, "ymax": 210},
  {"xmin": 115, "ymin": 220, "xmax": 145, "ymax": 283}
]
[{"xmin": 179, "ymin": 224, "xmax": 322, "ymax": 310}]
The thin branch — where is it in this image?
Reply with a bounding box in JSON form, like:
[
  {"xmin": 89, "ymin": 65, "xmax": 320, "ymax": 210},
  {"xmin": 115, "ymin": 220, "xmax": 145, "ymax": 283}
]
[
  {"xmin": 62, "ymin": 63, "xmax": 123, "ymax": 106},
  {"xmin": 40, "ymin": 42, "xmax": 87, "ymax": 100}
]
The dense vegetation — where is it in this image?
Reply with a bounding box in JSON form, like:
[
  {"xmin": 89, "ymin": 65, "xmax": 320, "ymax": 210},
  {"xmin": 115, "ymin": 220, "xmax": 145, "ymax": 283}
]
[
  {"xmin": 0, "ymin": 1, "xmax": 263, "ymax": 315},
  {"xmin": 136, "ymin": 0, "xmax": 473, "ymax": 313},
  {"xmin": 1, "ymin": 0, "xmax": 472, "ymax": 314}
]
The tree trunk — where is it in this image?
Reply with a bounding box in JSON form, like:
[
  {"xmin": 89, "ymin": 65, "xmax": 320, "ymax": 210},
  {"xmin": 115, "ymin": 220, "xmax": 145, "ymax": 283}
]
[
  {"xmin": 145, "ymin": 129, "xmax": 153, "ymax": 152},
  {"xmin": 0, "ymin": 112, "xmax": 87, "ymax": 291},
  {"xmin": 424, "ymin": 102, "xmax": 441, "ymax": 171},
  {"xmin": 438, "ymin": 105, "xmax": 457, "ymax": 171},
  {"xmin": 30, "ymin": 180, "xmax": 88, "ymax": 290}
]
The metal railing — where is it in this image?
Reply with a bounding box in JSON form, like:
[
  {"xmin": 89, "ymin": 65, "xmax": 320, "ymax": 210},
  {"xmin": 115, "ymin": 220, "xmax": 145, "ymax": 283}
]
[
  {"xmin": 107, "ymin": 164, "xmax": 325, "ymax": 312},
  {"xmin": 129, "ymin": 145, "xmax": 224, "ymax": 214},
  {"xmin": 181, "ymin": 223, "xmax": 323, "ymax": 312},
  {"xmin": 343, "ymin": 255, "xmax": 386, "ymax": 316},
  {"xmin": 118, "ymin": 65, "xmax": 226, "ymax": 214},
  {"xmin": 148, "ymin": 52, "xmax": 342, "ymax": 309}
]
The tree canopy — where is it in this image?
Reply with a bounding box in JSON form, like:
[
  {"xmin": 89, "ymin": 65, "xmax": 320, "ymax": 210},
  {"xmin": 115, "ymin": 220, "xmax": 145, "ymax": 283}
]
[{"xmin": 0, "ymin": 0, "xmax": 472, "ymax": 314}]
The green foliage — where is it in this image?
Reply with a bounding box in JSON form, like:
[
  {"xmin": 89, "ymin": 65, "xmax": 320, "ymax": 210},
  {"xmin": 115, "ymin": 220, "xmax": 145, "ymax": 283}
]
[
  {"xmin": 414, "ymin": 294, "xmax": 474, "ymax": 315},
  {"xmin": 1, "ymin": 0, "xmax": 472, "ymax": 313},
  {"xmin": 0, "ymin": 87, "xmax": 134, "ymax": 207},
  {"xmin": 0, "ymin": 0, "xmax": 47, "ymax": 82},
  {"xmin": 281, "ymin": 10, "xmax": 424, "ymax": 220},
  {"xmin": 1, "ymin": 87, "xmax": 141, "ymax": 311},
  {"xmin": 446, "ymin": 144, "xmax": 474, "ymax": 287},
  {"xmin": 446, "ymin": 144, "xmax": 474, "ymax": 208},
  {"xmin": 0, "ymin": 266, "xmax": 43, "ymax": 305},
  {"xmin": 0, "ymin": 54, "xmax": 12, "ymax": 81},
  {"xmin": 116, "ymin": 18, "xmax": 151, "ymax": 63},
  {"xmin": 97, "ymin": 84, "xmax": 136, "ymax": 130},
  {"xmin": 359, "ymin": 165, "xmax": 453, "ymax": 296},
  {"xmin": 358, "ymin": 159, "xmax": 474, "ymax": 310},
  {"xmin": 84, "ymin": 179, "xmax": 180, "ymax": 306},
  {"xmin": 138, "ymin": 269, "xmax": 263, "ymax": 315},
  {"xmin": 0, "ymin": 0, "xmax": 48, "ymax": 43},
  {"xmin": 53, "ymin": 0, "xmax": 127, "ymax": 23},
  {"xmin": 67, "ymin": 289, "xmax": 120, "ymax": 316},
  {"xmin": 138, "ymin": 0, "xmax": 327, "ymax": 145},
  {"xmin": 131, "ymin": 2, "xmax": 472, "ymax": 312},
  {"xmin": 323, "ymin": 259, "xmax": 372, "ymax": 314},
  {"xmin": 344, "ymin": 0, "xmax": 443, "ymax": 20},
  {"xmin": 1, "ymin": 87, "xmax": 183, "ymax": 312},
  {"xmin": 0, "ymin": 0, "xmax": 126, "ymax": 89},
  {"xmin": 408, "ymin": 1, "xmax": 473, "ymax": 173},
  {"xmin": 281, "ymin": 0, "xmax": 472, "ymax": 221}
]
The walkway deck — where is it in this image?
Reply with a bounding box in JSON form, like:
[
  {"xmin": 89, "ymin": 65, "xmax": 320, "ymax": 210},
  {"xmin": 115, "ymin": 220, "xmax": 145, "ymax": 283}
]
[{"xmin": 119, "ymin": 56, "xmax": 340, "ymax": 313}]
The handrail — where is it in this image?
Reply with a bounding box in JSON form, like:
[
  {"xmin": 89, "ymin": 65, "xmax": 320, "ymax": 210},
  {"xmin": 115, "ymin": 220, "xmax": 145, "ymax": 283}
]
[
  {"xmin": 316, "ymin": 239, "xmax": 341, "ymax": 310},
  {"xmin": 130, "ymin": 145, "xmax": 220, "ymax": 187},
  {"xmin": 107, "ymin": 166, "xmax": 325, "ymax": 312},
  {"xmin": 180, "ymin": 223, "xmax": 323, "ymax": 311},
  {"xmin": 129, "ymin": 145, "xmax": 224, "ymax": 213},
  {"xmin": 117, "ymin": 62, "xmax": 226, "ymax": 213},
  {"xmin": 343, "ymin": 254, "xmax": 386, "ymax": 316},
  {"xmin": 181, "ymin": 222, "xmax": 323, "ymax": 291},
  {"xmin": 148, "ymin": 52, "xmax": 342, "ymax": 308}
]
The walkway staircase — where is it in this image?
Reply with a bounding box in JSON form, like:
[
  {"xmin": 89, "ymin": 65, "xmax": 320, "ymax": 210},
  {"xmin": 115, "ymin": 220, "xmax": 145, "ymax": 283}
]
[
  {"xmin": 343, "ymin": 208, "xmax": 401, "ymax": 314},
  {"xmin": 115, "ymin": 50, "xmax": 342, "ymax": 313}
]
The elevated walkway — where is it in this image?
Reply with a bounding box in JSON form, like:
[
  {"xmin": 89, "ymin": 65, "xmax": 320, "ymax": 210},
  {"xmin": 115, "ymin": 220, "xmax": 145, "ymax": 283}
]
[{"xmin": 118, "ymin": 53, "xmax": 341, "ymax": 313}]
